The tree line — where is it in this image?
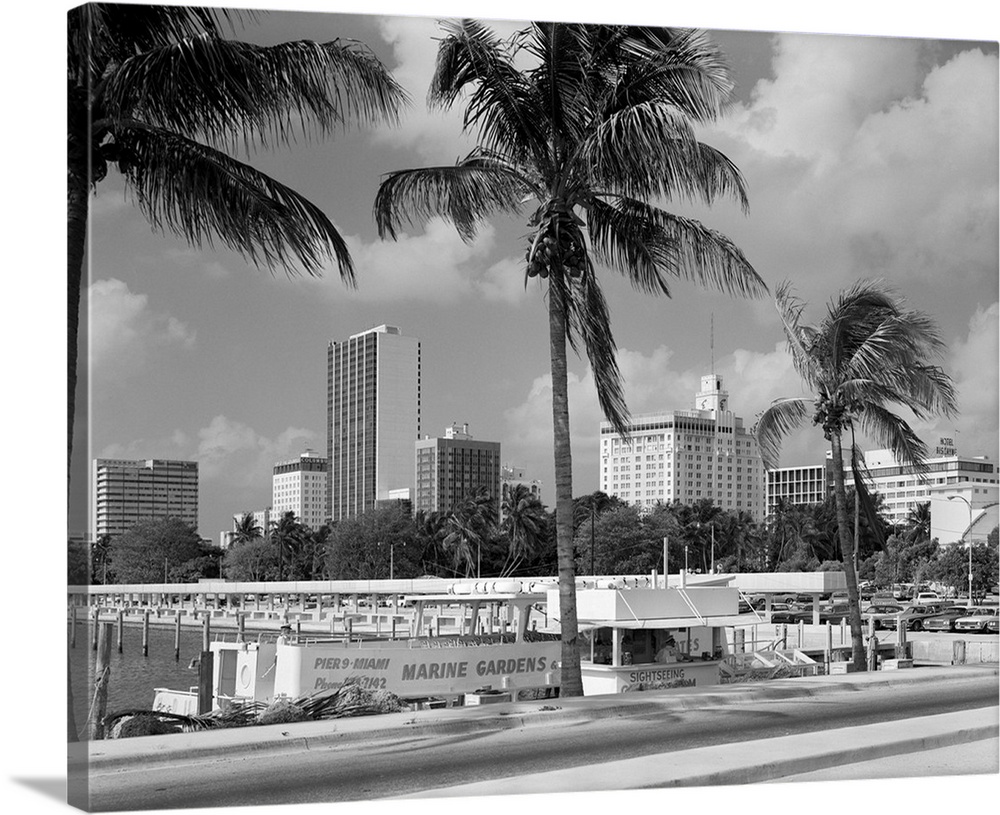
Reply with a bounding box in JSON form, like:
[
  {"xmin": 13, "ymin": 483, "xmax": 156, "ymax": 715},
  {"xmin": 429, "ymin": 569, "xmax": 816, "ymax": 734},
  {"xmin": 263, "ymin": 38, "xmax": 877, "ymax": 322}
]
[{"xmin": 69, "ymin": 491, "xmax": 998, "ymax": 600}]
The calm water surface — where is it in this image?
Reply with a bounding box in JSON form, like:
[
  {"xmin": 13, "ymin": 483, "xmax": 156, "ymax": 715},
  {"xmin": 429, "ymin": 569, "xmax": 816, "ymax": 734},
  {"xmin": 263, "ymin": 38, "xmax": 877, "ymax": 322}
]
[{"xmin": 67, "ymin": 621, "xmax": 254, "ymax": 738}]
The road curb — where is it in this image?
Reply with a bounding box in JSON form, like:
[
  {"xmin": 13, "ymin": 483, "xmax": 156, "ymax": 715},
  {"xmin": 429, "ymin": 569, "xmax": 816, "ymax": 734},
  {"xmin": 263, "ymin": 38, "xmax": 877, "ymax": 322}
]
[
  {"xmin": 396, "ymin": 707, "xmax": 999, "ymax": 797},
  {"xmin": 80, "ymin": 665, "xmax": 998, "ymax": 772}
]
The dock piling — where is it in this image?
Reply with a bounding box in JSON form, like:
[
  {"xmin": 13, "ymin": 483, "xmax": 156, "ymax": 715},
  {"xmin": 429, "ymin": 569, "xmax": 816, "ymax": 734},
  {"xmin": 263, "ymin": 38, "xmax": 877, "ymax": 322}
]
[
  {"xmin": 202, "ymin": 615, "xmax": 211, "ymax": 652},
  {"xmin": 174, "ymin": 614, "xmax": 181, "ymax": 661},
  {"xmin": 197, "ymin": 650, "xmax": 214, "ymax": 715},
  {"xmin": 142, "ymin": 610, "xmax": 150, "ymax": 657},
  {"xmin": 91, "ymin": 623, "xmax": 113, "ymax": 740},
  {"xmin": 116, "ymin": 609, "xmax": 124, "ymax": 654},
  {"xmin": 70, "ymin": 606, "xmax": 77, "ymax": 648}
]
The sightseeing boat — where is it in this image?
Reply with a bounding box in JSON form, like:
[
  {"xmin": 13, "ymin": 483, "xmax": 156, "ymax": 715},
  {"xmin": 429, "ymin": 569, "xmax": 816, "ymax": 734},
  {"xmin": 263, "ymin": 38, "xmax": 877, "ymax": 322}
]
[{"xmin": 151, "ymin": 573, "xmax": 767, "ymax": 713}]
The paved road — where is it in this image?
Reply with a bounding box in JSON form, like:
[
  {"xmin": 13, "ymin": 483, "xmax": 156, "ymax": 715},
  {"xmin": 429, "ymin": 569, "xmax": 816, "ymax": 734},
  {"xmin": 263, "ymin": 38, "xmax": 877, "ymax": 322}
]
[{"xmin": 84, "ymin": 670, "xmax": 998, "ymax": 811}]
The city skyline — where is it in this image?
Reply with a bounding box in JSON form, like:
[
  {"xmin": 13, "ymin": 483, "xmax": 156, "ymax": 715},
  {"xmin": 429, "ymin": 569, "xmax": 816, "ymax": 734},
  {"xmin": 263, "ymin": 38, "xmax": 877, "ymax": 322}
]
[{"xmin": 67, "ymin": 2, "xmax": 998, "ymax": 543}]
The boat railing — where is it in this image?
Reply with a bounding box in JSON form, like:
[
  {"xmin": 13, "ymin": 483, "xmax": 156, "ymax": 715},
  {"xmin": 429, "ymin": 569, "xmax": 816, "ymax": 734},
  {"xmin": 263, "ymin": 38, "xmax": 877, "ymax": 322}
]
[
  {"xmin": 674, "ymin": 588, "xmax": 708, "ymax": 625},
  {"xmin": 736, "ymin": 589, "xmax": 766, "ymax": 622}
]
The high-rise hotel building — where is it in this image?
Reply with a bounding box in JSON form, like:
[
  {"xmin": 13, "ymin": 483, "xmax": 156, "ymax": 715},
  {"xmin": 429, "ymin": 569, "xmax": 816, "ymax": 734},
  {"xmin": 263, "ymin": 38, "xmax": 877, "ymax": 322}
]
[
  {"xmin": 273, "ymin": 449, "xmax": 328, "ymax": 530},
  {"xmin": 599, "ymin": 375, "xmax": 767, "ymax": 520},
  {"xmin": 766, "ymin": 464, "xmax": 832, "ymax": 518},
  {"xmin": 327, "ymin": 325, "xmax": 421, "ymax": 521},
  {"xmin": 415, "ymin": 424, "xmax": 501, "ymax": 515},
  {"xmin": 92, "ymin": 458, "xmax": 199, "ymax": 539}
]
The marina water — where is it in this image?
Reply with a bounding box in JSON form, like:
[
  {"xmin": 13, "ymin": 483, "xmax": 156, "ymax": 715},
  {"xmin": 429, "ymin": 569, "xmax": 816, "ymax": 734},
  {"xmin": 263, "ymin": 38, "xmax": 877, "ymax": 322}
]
[{"xmin": 68, "ymin": 621, "xmax": 243, "ymax": 738}]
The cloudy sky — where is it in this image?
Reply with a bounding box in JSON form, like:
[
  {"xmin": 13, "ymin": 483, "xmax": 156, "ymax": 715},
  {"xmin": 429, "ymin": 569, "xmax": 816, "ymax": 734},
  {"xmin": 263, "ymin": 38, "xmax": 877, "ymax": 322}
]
[{"xmin": 65, "ymin": 1, "xmax": 998, "ymax": 540}]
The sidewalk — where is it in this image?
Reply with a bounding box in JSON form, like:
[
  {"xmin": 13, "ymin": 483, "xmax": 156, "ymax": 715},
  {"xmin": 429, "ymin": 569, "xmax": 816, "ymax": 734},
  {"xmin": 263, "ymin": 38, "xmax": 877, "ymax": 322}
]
[
  {"xmin": 77, "ymin": 665, "xmax": 999, "ymax": 773},
  {"xmin": 396, "ymin": 707, "xmax": 998, "ymax": 796}
]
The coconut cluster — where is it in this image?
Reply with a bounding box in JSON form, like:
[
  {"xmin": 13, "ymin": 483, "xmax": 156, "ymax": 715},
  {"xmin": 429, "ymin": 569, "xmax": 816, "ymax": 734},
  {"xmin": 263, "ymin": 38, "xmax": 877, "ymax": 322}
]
[{"xmin": 525, "ymin": 204, "xmax": 587, "ymax": 280}]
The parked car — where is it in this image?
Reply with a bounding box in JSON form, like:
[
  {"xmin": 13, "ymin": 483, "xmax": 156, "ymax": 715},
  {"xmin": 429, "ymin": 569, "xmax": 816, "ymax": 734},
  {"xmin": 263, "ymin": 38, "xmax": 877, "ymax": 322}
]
[
  {"xmin": 870, "ymin": 593, "xmax": 898, "ymax": 607},
  {"xmin": 986, "ymin": 617, "xmax": 999, "ymax": 634},
  {"xmin": 863, "ymin": 604, "xmax": 906, "ymax": 630},
  {"xmin": 769, "ymin": 607, "xmax": 809, "ymax": 625},
  {"xmin": 884, "ymin": 605, "xmax": 939, "ymax": 631},
  {"xmin": 922, "ymin": 607, "xmax": 976, "ymax": 633},
  {"xmin": 816, "ymin": 604, "xmax": 852, "ymax": 624},
  {"xmin": 770, "ymin": 604, "xmax": 849, "ymax": 625},
  {"xmin": 915, "ymin": 591, "xmax": 941, "ymax": 604},
  {"xmin": 954, "ymin": 607, "xmax": 999, "ymax": 634}
]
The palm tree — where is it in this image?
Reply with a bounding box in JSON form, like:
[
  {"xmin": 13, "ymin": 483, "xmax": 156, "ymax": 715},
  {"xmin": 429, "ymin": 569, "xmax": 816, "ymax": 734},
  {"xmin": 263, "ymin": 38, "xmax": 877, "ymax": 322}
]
[
  {"xmin": 767, "ymin": 501, "xmax": 819, "ymax": 567},
  {"xmin": 714, "ymin": 509, "xmax": 757, "ymax": 572},
  {"xmin": 270, "ymin": 511, "xmax": 306, "ymax": 582},
  {"xmin": 374, "ymin": 21, "xmax": 763, "ymax": 695},
  {"xmin": 755, "ymin": 280, "xmax": 957, "ymax": 669},
  {"xmin": 232, "ymin": 512, "xmax": 263, "ymax": 546},
  {"xmin": 67, "ymin": 5, "xmax": 406, "ymax": 485},
  {"xmin": 443, "ymin": 487, "xmax": 497, "ymax": 578},
  {"xmin": 499, "ymin": 484, "xmax": 547, "ymax": 576},
  {"xmin": 91, "ymin": 533, "xmax": 113, "ymax": 584},
  {"xmin": 414, "ymin": 509, "xmax": 450, "ymax": 575},
  {"xmin": 904, "ymin": 502, "xmax": 932, "ymax": 544},
  {"xmin": 573, "ymin": 491, "xmax": 620, "ymax": 575}
]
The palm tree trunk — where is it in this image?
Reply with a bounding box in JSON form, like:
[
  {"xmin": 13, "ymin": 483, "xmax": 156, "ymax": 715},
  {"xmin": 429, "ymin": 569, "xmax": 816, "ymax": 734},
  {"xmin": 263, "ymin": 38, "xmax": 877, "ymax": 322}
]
[
  {"xmin": 68, "ymin": 168, "xmax": 88, "ymax": 496},
  {"xmin": 548, "ymin": 283, "xmax": 583, "ymax": 697},
  {"xmin": 67, "ymin": 162, "xmax": 89, "ymax": 746},
  {"xmin": 830, "ymin": 431, "xmax": 866, "ymax": 669}
]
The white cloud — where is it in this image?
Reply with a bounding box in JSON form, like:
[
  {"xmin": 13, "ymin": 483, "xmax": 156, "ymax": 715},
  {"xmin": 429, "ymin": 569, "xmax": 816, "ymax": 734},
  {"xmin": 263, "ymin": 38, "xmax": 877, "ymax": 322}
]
[
  {"xmin": 303, "ymin": 217, "xmax": 530, "ymax": 303},
  {"xmin": 474, "ymin": 255, "xmax": 533, "ymax": 303},
  {"xmin": 88, "ymin": 278, "xmax": 196, "ymax": 385},
  {"xmin": 196, "ymin": 415, "xmax": 317, "ymax": 486},
  {"xmin": 502, "ymin": 342, "xmax": 811, "ymax": 497},
  {"xmin": 373, "ymin": 15, "xmax": 476, "ymax": 160},
  {"xmin": 930, "ymin": 303, "xmax": 1000, "ymax": 458},
  {"xmin": 374, "ymin": 15, "xmax": 529, "ymax": 161},
  {"xmin": 703, "ymin": 38, "xmax": 998, "ymax": 297},
  {"xmin": 725, "ymin": 34, "xmax": 924, "ymax": 168}
]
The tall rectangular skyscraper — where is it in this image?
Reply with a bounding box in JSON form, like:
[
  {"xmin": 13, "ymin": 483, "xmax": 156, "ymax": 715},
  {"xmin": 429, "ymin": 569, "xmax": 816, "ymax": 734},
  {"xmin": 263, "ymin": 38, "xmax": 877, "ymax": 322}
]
[{"xmin": 327, "ymin": 325, "xmax": 421, "ymax": 521}]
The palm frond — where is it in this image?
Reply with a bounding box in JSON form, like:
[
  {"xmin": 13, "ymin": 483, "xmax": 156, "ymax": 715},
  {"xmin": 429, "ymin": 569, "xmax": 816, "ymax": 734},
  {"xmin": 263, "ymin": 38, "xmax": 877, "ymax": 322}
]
[
  {"xmin": 586, "ymin": 197, "xmax": 673, "ymax": 295},
  {"xmin": 774, "ymin": 282, "xmax": 823, "ymax": 386},
  {"xmin": 614, "ymin": 27, "xmax": 735, "ymax": 121},
  {"xmin": 113, "ymin": 121, "xmax": 353, "ymax": 279},
  {"xmin": 548, "ymin": 266, "xmax": 630, "ymax": 437},
  {"xmin": 526, "ymin": 23, "xmax": 594, "ymax": 146},
  {"xmin": 754, "ymin": 398, "xmax": 811, "ymax": 470},
  {"xmin": 69, "ymin": 3, "xmax": 244, "ymax": 83},
  {"xmin": 374, "ymin": 159, "xmax": 527, "ymax": 241},
  {"xmin": 101, "ymin": 35, "xmax": 407, "ymax": 151},
  {"xmin": 588, "ymin": 197, "xmax": 764, "ymax": 298},
  {"xmin": 583, "ymin": 102, "xmax": 698, "ymax": 196},
  {"xmin": 849, "ymin": 441, "xmax": 887, "ymax": 552},
  {"xmin": 856, "ymin": 403, "xmax": 931, "ymax": 476},
  {"xmin": 431, "ymin": 20, "xmax": 547, "ymax": 167},
  {"xmin": 430, "ymin": 19, "xmax": 514, "ymax": 109}
]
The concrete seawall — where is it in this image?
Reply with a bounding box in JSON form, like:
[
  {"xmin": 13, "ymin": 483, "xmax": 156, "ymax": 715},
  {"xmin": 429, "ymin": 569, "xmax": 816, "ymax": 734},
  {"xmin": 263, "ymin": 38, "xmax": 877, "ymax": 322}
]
[{"xmin": 912, "ymin": 638, "xmax": 999, "ymax": 665}]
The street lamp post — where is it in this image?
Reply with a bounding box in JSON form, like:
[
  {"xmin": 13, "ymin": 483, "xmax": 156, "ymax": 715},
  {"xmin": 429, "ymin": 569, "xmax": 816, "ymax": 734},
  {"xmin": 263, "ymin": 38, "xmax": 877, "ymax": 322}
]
[
  {"xmin": 710, "ymin": 524, "xmax": 715, "ymax": 574},
  {"xmin": 947, "ymin": 495, "xmax": 975, "ymax": 605}
]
